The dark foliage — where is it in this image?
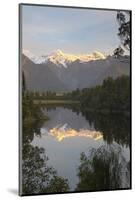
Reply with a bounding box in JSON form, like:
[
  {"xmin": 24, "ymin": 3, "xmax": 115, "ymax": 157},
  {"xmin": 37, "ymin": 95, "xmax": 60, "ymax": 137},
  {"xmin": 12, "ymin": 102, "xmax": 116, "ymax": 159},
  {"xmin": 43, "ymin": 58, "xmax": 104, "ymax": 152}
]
[
  {"xmin": 82, "ymin": 111, "xmax": 130, "ymax": 147},
  {"xmin": 22, "ymin": 94, "xmax": 69, "ymax": 195},
  {"xmin": 117, "ymin": 11, "xmax": 130, "ymax": 50},
  {"xmin": 76, "ymin": 145, "xmax": 130, "ymax": 191},
  {"xmin": 80, "ymin": 75, "xmax": 130, "ymax": 113}
]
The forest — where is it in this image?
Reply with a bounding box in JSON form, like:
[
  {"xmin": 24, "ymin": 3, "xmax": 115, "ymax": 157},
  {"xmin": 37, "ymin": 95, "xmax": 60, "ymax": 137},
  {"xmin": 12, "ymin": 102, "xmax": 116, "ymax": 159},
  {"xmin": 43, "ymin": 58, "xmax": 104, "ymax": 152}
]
[{"xmin": 23, "ymin": 75, "xmax": 130, "ymax": 115}]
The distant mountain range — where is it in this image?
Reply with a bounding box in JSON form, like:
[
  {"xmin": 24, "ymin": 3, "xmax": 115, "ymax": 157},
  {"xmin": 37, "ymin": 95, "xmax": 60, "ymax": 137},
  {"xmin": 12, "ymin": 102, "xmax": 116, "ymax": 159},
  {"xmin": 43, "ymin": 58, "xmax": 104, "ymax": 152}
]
[
  {"xmin": 22, "ymin": 49, "xmax": 130, "ymax": 92},
  {"xmin": 23, "ymin": 49, "xmax": 106, "ymax": 68}
]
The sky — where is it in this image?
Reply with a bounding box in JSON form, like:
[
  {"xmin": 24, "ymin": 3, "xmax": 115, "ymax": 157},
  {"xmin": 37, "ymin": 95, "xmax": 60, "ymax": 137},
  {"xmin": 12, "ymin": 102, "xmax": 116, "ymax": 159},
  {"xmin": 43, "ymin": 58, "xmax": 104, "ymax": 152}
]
[{"xmin": 22, "ymin": 5, "xmax": 120, "ymax": 56}]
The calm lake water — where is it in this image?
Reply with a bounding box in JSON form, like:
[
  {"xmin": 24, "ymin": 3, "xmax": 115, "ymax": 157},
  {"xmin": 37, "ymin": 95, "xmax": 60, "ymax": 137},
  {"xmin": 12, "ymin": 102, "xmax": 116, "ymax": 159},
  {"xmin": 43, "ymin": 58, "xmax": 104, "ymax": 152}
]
[{"xmin": 31, "ymin": 106, "xmax": 130, "ymax": 191}]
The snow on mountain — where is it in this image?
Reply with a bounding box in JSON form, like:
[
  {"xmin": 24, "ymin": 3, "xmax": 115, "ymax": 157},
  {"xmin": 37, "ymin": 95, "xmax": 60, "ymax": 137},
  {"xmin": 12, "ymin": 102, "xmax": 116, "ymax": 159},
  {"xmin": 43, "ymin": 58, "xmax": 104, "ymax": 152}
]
[
  {"xmin": 23, "ymin": 49, "xmax": 106, "ymax": 68},
  {"xmin": 22, "ymin": 49, "xmax": 48, "ymax": 64},
  {"xmin": 22, "ymin": 52, "xmax": 130, "ymax": 92}
]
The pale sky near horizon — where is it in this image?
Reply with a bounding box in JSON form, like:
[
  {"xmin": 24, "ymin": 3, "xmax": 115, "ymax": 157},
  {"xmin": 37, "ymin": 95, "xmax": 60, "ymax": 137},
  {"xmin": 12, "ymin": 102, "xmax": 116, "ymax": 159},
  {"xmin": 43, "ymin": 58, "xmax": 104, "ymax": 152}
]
[{"xmin": 22, "ymin": 5, "xmax": 120, "ymax": 56}]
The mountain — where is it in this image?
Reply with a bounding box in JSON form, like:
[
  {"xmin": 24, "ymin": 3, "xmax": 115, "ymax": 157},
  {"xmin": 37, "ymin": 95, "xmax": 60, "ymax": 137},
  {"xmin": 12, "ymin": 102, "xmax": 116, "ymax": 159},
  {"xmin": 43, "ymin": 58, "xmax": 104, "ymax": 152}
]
[
  {"xmin": 22, "ymin": 50, "xmax": 130, "ymax": 92},
  {"xmin": 23, "ymin": 49, "xmax": 106, "ymax": 68},
  {"xmin": 22, "ymin": 54, "xmax": 68, "ymax": 91}
]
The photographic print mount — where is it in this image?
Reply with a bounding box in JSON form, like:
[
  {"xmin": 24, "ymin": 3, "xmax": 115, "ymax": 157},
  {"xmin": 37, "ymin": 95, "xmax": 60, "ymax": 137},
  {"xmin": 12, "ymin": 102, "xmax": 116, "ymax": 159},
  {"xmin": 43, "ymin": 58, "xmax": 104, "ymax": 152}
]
[{"xmin": 19, "ymin": 3, "xmax": 132, "ymax": 196}]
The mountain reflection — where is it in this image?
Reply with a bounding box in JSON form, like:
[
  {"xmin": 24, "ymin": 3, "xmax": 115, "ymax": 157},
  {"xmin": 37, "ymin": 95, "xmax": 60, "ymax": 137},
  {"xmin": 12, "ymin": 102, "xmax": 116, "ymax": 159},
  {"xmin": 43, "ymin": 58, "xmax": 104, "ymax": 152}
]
[
  {"xmin": 22, "ymin": 95, "xmax": 130, "ymax": 194},
  {"xmin": 81, "ymin": 111, "xmax": 130, "ymax": 147},
  {"xmin": 42, "ymin": 123, "xmax": 103, "ymax": 142}
]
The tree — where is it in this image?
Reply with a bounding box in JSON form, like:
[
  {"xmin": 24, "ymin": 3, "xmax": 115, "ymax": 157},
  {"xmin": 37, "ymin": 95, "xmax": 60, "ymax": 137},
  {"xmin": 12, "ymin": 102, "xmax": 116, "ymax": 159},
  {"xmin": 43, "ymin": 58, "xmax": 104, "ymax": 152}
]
[
  {"xmin": 117, "ymin": 11, "xmax": 130, "ymax": 50},
  {"xmin": 113, "ymin": 46, "xmax": 124, "ymax": 58},
  {"xmin": 113, "ymin": 11, "xmax": 130, "ymax": 57},
  {"xmin": 22, "ymin": 71, "xmax": 26, "ymax": 91},
  {"xmin": 76, "ymin": 145, "xmax": 130, "ymax": 191},
  {"xmin": 22, "ymin": 144, "xmax": 69, "ymax": 194}
]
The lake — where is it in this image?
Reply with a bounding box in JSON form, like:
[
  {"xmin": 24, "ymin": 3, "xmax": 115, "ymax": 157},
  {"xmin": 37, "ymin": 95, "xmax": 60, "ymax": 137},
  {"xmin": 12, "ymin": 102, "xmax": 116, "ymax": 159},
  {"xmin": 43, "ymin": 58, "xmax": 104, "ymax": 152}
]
[{"xmin": 30, "ymin": 106, "xmax": 130, "ymax": 191}]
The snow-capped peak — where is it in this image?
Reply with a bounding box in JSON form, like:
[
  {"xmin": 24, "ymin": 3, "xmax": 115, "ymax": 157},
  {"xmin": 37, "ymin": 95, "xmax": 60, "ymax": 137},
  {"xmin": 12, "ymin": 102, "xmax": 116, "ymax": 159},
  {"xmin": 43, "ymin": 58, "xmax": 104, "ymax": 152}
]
[
  {"xmin": 52, "ymin": 49, "xmax": 64, "ymax": 56},
  {"xmin": 22, "ymin": 49, "xmax": 48, "ymax": 64},
  {"xmin": 23, "ymin": 49, "xmax": 106, "ymax": 68}
]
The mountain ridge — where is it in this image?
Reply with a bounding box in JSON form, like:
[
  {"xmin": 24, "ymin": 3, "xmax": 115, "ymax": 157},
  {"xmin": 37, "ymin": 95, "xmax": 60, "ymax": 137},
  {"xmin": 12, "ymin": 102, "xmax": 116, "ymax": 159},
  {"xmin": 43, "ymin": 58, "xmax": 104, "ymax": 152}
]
[
  {"xmin": 23, "ymin": 49, "xmax": 106, "ymax": 68},
  {"xmin": 22, "ymin": 52, "xmax": 130, "ymax": 92}
]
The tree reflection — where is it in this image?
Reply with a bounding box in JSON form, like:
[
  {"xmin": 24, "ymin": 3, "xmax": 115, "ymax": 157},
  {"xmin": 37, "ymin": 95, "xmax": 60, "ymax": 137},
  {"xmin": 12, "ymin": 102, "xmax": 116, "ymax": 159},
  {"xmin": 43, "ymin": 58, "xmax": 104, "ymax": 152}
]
[
  {"xmin": 76, "ymin": 144, "xmax": 130, "ymax": 191},
  {"xmin": 82, "ymin": 111, "xmax": 130, "ymax": 147},
  {"xmin": 22, "ymin": 93, "xmax": 130, "ymax": 194},
  {"xmin": 22, "ymin": 94, "xmax": 43, "ymax": 143},
  {"xmin": 46, "ymin": 103, "xmax": 130, "ymax": 147},
  {"xmin": 22, "ymin": 95, "xmax": 69, "ymax": 195}
]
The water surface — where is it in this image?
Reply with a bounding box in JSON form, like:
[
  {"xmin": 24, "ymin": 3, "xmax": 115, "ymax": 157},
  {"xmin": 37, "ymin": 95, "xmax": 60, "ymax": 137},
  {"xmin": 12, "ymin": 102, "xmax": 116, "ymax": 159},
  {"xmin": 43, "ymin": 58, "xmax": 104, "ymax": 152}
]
[{"xmin": 31, "ymin": 106, "xmax": 130, "ymax": 190}]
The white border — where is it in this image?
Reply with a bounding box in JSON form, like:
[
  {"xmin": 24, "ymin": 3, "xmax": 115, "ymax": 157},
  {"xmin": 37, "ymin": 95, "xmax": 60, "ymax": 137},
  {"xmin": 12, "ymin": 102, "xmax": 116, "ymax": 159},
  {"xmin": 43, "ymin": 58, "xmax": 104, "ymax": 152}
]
[{"xmin": 0, "ymin": 0, "xmax": 134, "ymax": 199}]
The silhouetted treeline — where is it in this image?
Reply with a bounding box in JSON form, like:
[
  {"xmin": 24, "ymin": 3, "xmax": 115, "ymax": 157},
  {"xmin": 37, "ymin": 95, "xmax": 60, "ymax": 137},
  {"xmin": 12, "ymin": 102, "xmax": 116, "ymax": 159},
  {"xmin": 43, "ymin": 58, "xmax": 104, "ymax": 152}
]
[
  {"xmin": 23, "ymin": 75, "xmax": 130, "ymax": 114},
  {"xmin": 72, "ymin": 75, "xmax": 130, "ymax": 114},
  {"xmin": 23, "ymin": 90, "xmax": 75, "ymax": 100}
]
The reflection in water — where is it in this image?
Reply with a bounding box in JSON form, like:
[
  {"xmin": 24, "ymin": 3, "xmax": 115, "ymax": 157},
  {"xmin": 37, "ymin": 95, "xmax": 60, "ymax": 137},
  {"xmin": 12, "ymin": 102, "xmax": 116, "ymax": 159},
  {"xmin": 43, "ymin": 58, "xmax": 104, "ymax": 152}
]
[
  {"xmin": 33, "ymin": 107, "xmax": 130, "ymax": 191},
  {"xmin": 22, "ymin": 97, "xmax": 70, "ymax": 195},
  {"xmin": 45, "ymin": 123, "xmax": 103, "ymax": 142},
  {"xmin": 82, "ymin": 110, "xmax": 130, "ymax": 147},
  {"xmin": 22, "ymin": 99, "xmax": 130, "ymax": 194}
]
